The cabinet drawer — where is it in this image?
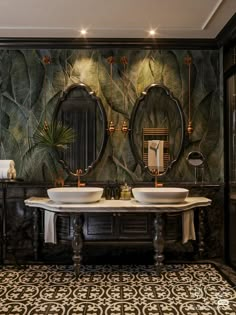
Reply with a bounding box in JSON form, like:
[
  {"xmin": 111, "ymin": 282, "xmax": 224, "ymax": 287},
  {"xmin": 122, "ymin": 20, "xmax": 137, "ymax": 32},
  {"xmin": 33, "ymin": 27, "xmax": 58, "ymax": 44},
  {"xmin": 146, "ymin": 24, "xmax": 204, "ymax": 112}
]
[
  {"xmin": 83, "ymin": 213, "xmax": 153, "ymax": 241},
  {"xmin": 118, "ymin": 214, "xmax": 152, "ymax": 239},
  {"xmin": 83, "ymin": 214, "xmax": 116, "ymax": 240}
]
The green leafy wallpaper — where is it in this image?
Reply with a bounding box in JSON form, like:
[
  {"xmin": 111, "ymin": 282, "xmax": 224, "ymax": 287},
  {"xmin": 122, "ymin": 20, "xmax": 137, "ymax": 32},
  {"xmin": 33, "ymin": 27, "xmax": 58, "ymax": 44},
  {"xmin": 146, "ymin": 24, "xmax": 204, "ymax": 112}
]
[{"xmin": 0, "ymin": 49, "xmax": 223, "ymax": 184}]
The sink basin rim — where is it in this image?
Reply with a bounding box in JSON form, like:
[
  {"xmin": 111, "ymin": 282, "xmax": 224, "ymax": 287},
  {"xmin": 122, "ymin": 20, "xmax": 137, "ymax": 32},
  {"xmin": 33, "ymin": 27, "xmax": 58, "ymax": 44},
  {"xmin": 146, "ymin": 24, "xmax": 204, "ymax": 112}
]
[
  {"xmin": 47, "ymin": 187, "xmax": 104, "ymax": 203},
  {"xmin": 132, "ymin": 187, "xmax": 189, "ymax": 204}
]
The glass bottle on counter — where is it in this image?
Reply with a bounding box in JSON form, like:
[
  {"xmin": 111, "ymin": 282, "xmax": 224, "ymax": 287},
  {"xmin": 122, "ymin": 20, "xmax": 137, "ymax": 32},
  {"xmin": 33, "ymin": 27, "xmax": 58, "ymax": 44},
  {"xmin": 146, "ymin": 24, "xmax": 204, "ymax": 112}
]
[{"xmin": 120, "ymin": 183, "xmax": 131, "ymax": 200}]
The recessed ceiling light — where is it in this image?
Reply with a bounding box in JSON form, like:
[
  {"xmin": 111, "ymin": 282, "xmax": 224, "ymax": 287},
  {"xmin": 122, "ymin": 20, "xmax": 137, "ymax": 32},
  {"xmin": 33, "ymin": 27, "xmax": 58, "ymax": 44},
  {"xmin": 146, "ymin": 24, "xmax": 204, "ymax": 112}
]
[
  {"xmin": 149, "ymin": 29, "xmax": 156, "ymax": 36},
  {"xmin": 80, "ymin": 29, "xmax": 87, "ymax": 36}
]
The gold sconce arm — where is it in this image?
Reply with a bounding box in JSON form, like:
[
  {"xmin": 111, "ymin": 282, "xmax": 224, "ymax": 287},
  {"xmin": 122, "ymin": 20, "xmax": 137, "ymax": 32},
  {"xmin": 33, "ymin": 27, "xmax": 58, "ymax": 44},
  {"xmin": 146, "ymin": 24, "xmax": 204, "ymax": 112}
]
[
  {"xmin": 184, "ymin": 55, "xmax": 193, "ymax": 134},
  {"xmin": 107, "ymin": 120, "xmax": 131, "ymax": 134},
  {"xmin": 106, "ymin": 55, "xmax": 130, "ymax": 135}
]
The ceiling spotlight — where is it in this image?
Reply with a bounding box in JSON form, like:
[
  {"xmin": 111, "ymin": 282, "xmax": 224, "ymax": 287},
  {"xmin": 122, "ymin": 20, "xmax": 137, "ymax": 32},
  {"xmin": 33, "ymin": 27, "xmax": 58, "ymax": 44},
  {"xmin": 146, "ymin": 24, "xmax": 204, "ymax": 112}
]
[
  {"xmin": 149, "ymin": 29, "xmax": 156, "ymax": 36},
  {"xmin": 80, "ymin": 29, "xmax": 87, "ymax": 36}
]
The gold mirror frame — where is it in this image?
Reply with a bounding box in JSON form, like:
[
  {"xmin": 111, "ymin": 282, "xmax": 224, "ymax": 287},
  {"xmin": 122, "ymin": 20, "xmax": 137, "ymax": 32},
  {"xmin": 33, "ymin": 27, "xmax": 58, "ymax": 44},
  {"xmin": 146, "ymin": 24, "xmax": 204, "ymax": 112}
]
[{"xmin": 53, "ymin": 83, "xmax": 108, "ymax": 177}]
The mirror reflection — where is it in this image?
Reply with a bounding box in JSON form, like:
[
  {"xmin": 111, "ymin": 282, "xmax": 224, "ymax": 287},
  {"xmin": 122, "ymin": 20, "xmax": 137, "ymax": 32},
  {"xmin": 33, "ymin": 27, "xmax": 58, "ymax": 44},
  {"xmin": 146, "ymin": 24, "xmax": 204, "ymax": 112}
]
[
  {"xmin": 129, "ymin": 84, "xmax": 184, "ymax": 176},
  {"xmin": 53, "ymin": 83, "xmax": 107, "ymax": 176}
]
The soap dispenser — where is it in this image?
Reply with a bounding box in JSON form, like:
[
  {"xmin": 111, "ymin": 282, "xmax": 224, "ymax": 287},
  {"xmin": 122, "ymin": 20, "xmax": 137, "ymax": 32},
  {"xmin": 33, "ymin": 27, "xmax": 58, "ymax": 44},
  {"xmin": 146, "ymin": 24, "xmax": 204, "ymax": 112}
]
[
  {"xmin": 104, "ymin": 181, "xmax": 112, "ymax": 200},
  {"xmin": 113, "ymin": 181, "xmax": 121, "ymax": 200},
  {"xmin": 120, "ymin": 183, "xmax": 131, "ymax": 200}
]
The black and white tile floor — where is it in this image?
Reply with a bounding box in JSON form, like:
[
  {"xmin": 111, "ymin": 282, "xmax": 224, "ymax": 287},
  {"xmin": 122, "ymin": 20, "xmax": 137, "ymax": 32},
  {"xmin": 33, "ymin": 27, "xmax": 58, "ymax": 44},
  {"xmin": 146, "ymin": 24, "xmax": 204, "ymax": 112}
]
[{"xmin": 0, "ymin": 263, "xmax": 235, "ymax": 314}]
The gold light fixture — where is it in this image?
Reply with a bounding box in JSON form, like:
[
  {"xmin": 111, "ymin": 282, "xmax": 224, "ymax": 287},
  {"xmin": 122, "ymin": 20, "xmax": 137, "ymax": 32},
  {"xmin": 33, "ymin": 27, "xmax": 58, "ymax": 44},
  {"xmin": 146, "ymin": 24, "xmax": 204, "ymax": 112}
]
[
  {"xmin": 42, "ymin": 54, "xmax": 52, "ymax": 130},
  {"xmin": 121, "ymin": 121, "xmax": 129, "ymax": 134},
  {"xmin": 121, "ymin": 56, "xmax": 128, "ymax": 112},
  {"xmin": 107, "ymin": 56, "xmax": 115, "ymax": 133},
  {"xmin": 184, "ymin": 55, "xmax": 193, "ymax": 134},
  {"xmin": 107, "ymin": 121, "xmax": 115, "ymax": 134},
  {"xmin": 106, "ymin": 56, "xmax": 131, "ymax": 135},
  {"xmin": 120, "ymin": 56, "xmax": 130, "ymax": 134},
  {"xmin": 107, "ymin": 120, "xmax": 130, "ymax": 134}
]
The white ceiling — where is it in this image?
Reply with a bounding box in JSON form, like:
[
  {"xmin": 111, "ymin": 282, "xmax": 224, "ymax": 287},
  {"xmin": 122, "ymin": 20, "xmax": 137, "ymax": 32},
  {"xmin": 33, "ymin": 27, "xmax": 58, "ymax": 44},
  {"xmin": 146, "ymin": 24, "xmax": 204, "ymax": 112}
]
[{"xmin": 0, "ymin": 0, "xmax": 235, "ymax": 38}]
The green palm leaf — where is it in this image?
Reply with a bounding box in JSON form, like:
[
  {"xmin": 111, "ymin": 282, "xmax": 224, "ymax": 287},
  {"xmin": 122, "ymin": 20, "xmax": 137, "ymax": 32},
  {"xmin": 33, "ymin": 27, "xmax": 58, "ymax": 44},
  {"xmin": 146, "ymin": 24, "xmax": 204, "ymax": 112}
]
[
  {"xmin": 22, "ymin": 121, "xmax": 76, "ymax": 181},
  {"xmin": 33, "ymin": 121, "xmax": 76, "ymax": 151}
]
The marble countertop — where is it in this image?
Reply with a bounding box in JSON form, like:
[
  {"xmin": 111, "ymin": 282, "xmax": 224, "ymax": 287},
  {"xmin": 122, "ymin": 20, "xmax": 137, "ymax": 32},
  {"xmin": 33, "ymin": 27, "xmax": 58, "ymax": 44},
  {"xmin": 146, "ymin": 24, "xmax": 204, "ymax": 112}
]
[{"xmin": 24, "ymin": 197, "xmax": 212, "ymax": 213}]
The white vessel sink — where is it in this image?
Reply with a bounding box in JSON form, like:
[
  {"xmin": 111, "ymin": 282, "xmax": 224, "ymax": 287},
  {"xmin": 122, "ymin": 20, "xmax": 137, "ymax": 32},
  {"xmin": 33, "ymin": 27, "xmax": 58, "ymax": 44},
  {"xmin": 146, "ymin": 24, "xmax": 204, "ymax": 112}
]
[
  {"xmin": 132, "ymin": 187, "xmax": 189, "ymax": 204},
  {"xmin": 47, "ymin": 187, "xmax": 104, "ymax": 203}
]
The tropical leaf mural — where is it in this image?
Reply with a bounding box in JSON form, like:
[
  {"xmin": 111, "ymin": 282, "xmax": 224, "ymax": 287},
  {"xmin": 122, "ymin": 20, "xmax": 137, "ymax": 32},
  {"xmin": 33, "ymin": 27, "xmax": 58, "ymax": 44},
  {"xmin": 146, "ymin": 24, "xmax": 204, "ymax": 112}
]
[{"xmin": 0, "ymin": 48, "xmax": 222, "ymax": 183}]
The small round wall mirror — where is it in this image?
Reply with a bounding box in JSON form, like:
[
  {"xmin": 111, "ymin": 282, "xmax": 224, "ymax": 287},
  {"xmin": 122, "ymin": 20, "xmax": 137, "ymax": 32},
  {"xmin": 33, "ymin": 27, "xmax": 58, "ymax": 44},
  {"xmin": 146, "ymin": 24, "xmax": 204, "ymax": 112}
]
[
  {"xmin": 186, "ymin": 151, "xmax": 204, "ymax": 167},
  {"xmin": 186, "ymin": 151, "xmax": 205, "ymax": 183}
]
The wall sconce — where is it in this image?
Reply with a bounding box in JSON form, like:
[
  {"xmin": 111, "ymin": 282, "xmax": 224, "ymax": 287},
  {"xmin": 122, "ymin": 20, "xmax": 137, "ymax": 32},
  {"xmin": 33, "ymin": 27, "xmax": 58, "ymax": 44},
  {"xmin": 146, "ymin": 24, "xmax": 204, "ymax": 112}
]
[
  {"xmin": 107, "ymin": 121, "xmax": 116, "ymax": 134},
  {"xmin": 106, "ymin": 56, "xmax": 130, "ymax": 135},
  {"xmin": 184, "ymin": 55, "xmax": 193, "ymax": 134},
  {"xmin": 107, "ymin": 120, "xmax": 131, "ymax": 135},
  {"xmin": 41, "ymin": 53, "xmax": 53, "ymax": 132},
  {"xmin": 121, "ymin": 121, "xmax": 129, "ymax": 133}
]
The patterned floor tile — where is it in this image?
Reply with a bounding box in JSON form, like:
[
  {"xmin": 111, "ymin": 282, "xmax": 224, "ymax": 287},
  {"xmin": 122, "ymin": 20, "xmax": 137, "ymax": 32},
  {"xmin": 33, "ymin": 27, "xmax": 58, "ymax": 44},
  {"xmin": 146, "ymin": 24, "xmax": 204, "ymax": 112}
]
[{"xmin": 0, "ymin": 263, "xmax": 235, "ymax": 314}]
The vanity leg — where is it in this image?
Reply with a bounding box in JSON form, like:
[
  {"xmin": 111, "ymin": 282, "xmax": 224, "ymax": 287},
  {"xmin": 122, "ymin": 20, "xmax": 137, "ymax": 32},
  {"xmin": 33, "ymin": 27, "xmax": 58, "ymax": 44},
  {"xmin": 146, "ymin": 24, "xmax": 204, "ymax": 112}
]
[
  {"xmin": 153, "ymin": 213, "xmax": 165, "ymax": 275},
  {"xmin": 33, "ymin": 208, "xmax": 39, "ymax": 261},
  {"xmin": 72, "ymin": 214, "xmax": 83, "ymax": 278},
  {"xmin": 198, "ymin": 207, "xmax": 205, "ymax": 258}
]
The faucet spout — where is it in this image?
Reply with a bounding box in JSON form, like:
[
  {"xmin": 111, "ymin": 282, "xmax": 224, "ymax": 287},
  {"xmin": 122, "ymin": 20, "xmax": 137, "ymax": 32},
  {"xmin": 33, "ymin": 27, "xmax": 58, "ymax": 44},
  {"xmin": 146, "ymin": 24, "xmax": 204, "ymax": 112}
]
[
  {"xmin": 151, "ymin": 168, "xmax": 163, "ymax": 187},
  {"xmin": 76, "ymin": 169, "xmax": 83, "ymax": 187},
  {"xmin": 154, "ymin": 169, "xmax": 159, "ymax": 187}
]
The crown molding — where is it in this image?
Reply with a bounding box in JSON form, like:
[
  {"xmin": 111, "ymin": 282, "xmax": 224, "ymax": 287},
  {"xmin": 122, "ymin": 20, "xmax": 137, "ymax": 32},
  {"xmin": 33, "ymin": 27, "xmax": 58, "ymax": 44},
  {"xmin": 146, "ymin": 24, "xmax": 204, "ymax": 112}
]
[
  {"xmin": 201, "ymin": 0, "xmax": 223, "ymax": 30},
  {"xmin": 0, "ymin": 37, "xmax": 218, "ymax": 50},
  {"xmin": 0, "ymin": 13, "xmax": 235, "ymax": 50}
]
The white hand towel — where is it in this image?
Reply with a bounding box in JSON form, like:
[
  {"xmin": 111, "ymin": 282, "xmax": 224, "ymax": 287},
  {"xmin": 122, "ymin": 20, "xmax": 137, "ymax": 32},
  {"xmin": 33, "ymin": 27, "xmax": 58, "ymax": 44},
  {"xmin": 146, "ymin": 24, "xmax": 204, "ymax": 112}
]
[
  {"xmin": 182, "ymin": 210, "xmax": 196, "ymax": 244},
  {"xmin": 0, "ymin": 167, "xmax": 17, "ymax": 179},
  {"xmin": 148, "ymin": 140, "xmax": 164, "ymax": 172},
  {"xmin": 0, "ymin": 160, "xmax": 15, "ymax": 169},
  {"xmin": 0, "ymin": 168, "xmax": 11, "ymax": 179},
  {"xmin": 44, "ymin": 210, "xmax": 57, "ymax": 244}
]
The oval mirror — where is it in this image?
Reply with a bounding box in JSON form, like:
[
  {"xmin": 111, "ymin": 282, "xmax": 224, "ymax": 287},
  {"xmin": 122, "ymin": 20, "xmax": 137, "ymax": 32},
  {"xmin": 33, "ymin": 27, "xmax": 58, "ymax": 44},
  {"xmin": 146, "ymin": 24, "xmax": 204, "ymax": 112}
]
[
  {"xmin": 53, "ymin": 83, "xmax": 108, "ymax": 176},
  {"xmin": 186, "ymin": 151, "xmax": 204, "ymax": 167},
  {"xmin": 129, "ymin": 84, "xmax": 185, "ymax": 176}
]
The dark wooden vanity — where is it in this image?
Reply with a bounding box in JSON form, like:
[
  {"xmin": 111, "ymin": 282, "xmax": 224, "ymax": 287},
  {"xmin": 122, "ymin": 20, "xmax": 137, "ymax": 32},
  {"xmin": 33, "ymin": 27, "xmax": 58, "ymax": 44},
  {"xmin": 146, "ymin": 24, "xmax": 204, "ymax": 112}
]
[
  {"xmin": 0, "ymin": 181, "xmax": 223, "ymax": 265},
  {"xmin": 24, "ymin": 196, "xmax": 211, "ymax": 277}
]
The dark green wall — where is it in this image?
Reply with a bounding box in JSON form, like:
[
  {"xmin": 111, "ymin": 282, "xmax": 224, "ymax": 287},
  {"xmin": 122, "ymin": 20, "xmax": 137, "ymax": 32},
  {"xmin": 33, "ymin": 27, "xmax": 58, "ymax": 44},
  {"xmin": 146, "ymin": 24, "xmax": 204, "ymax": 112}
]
[{"xmin": 0, "ymin": 49, "xmax": 223, "ymax": 184}]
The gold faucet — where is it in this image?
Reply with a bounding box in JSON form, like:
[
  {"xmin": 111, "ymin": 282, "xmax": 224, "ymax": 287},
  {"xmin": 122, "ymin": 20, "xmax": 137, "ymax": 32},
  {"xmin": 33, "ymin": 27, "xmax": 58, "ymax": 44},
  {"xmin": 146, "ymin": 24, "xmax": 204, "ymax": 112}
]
[
  {"xmin": 151, "ymin": 168, "xmax": 163, "ymax": 187},
  {"xmin": 76, "ymin": 169, "xmax": 83, "ymax": 187},
  {"xmin": 54, "ymin": 170, "xmax": 64, "ymax": 187}
]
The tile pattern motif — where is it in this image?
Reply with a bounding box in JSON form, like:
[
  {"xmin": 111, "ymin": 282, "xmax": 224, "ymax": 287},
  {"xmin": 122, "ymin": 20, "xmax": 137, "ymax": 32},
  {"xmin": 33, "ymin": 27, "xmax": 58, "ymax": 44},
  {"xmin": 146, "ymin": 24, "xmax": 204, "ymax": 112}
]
[{"xmin": 0, "ymin": 264, "xmax": 235, "ymax": 314}]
